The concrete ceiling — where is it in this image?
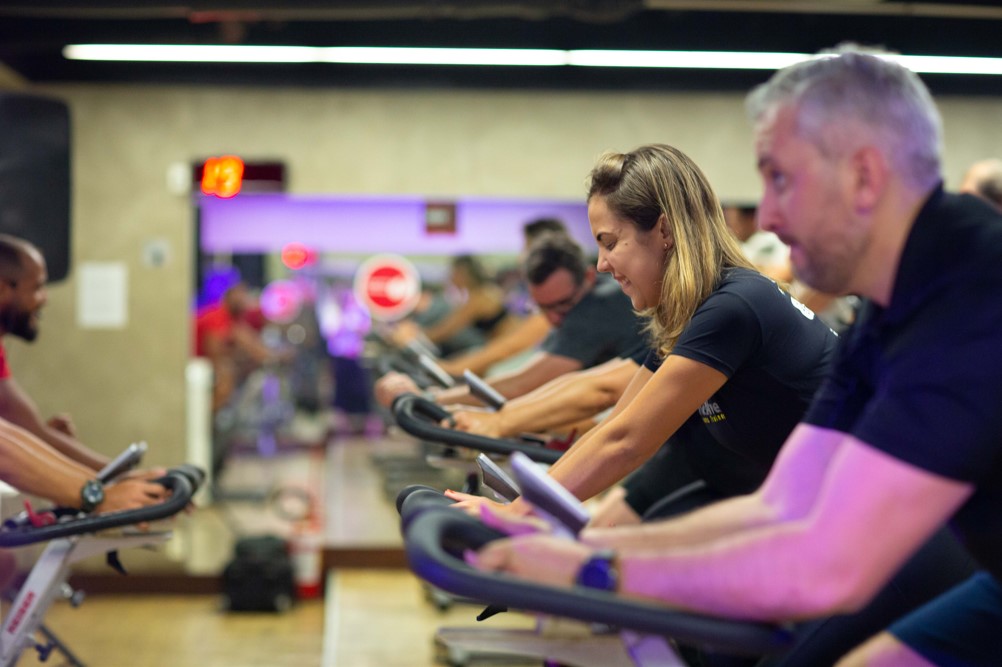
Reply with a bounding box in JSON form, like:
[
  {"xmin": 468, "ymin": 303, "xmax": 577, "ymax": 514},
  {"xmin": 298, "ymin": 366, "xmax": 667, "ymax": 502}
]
[{"xmin": 1, "ymin": 1, "xmax": 1000, "ymax": 93}]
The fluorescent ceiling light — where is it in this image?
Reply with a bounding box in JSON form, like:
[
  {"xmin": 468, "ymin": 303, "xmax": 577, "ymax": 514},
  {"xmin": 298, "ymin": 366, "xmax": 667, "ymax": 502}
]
[
  {"xmin": 64, "ymin": 44, "xmax": 320, "ymax": 63},
  {"xmin": 322, "ymin": 47, "xmax": 567, "ymax": 66},
  {"xmin": 63, "ymin": 44, "xmax": 567, "ymax": 66},
  {"xmin": 62, "ymin": 44, "xmax": 1002, "ymax": 76},
  {"xmin": 888, "ymin": 54, "xmax": 1002, "ymax": 76},
  {"xmin": 567, "ymin": 50, "xmax": 808, "ymax": 70}
]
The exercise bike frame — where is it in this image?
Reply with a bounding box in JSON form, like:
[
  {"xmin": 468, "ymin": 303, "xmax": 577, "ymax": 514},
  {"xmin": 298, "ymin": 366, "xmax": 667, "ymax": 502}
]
[
  {"xmin": 405, "ymin": 507, "xmax": 794, "ymax": 664},
  {"xmin": 0, "ymin": 465, "xmax": 203, "ymax": 667}
]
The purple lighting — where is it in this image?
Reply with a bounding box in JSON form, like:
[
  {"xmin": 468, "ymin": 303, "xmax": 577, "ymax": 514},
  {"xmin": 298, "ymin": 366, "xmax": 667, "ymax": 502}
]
[{"xmin": 199, "ymin": 194, "xmax": 593, "ymax": 255}]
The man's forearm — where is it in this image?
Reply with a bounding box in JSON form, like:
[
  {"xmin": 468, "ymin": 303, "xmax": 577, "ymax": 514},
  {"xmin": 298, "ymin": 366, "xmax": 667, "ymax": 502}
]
[
  {"xmin": 0, "ymin": 422, "xmax": 91, "ymax": 507},
  {"xmin": 0, "ymin": 382, "xmax": 110, "ymax": 472},
  {"xmin": 496, "ymin": 371, "xmax": 621, "ymax": 436},
  {"xmin": 38, "ymin": 428, "xmax": 109, "ymax": 472},
  {"xmin": 616, "ymin": 519, "xmax": 853, "ymax": 620},
  {"xmin": 437, "ymin": 364, "xmax": 559, "ymax": 406},
  {"xmin": 584, "ymin": 492, "xmax": 778, "ymax": 550}
]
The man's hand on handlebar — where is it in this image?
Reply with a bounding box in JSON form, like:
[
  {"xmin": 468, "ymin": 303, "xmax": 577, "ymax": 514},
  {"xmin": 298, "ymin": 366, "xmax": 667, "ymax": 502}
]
[
  {"xmin": 97, "ymin": 468, "xmax": 170, "ymax": 514},
  {"xmin": 466, "ymin": 532, "xmax": 594, "ymax": 589},
  {"xmin": 374, "ymin": 371, "xmax": 422, "ymax": 409},
  {"xmin": 449, "ymin": 407, "xmax": 504, "ymax": 438}
]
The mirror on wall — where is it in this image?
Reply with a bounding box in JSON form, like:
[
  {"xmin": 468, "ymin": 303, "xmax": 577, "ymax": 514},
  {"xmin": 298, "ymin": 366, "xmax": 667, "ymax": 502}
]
[{"xmin": 190, "ymin": 193, "xmax": 591, "ymax": 557}]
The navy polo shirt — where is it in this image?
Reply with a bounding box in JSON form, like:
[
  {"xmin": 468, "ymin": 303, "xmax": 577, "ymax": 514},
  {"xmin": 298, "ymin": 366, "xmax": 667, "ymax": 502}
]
[{"xmin": 804, "ymin": 186, "xmax": 1002, "ymax": 580}]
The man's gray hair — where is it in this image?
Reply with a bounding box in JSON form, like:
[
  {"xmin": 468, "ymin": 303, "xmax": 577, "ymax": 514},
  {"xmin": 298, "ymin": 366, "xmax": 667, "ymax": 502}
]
[{"xmin": 746, "ymin": 43, "xmax": 943, "ymax": 191}]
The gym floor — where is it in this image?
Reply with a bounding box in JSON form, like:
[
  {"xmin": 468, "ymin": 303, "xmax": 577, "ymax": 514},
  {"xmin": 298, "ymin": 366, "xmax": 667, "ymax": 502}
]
[{"xmin": 8, "ymin": 425, "xmax": 539, "ymax": 667}]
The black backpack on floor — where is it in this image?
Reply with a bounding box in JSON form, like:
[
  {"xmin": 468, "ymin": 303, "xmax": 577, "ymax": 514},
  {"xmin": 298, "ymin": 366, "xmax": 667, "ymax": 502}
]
[{"xmin": 222, "ymin": 535, "xmax": 295, "ymax": 612}]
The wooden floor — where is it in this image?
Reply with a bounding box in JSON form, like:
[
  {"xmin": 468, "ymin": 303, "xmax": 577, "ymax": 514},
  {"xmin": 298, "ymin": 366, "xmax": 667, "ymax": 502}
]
[
  {"xmin": 16, "ymin": 595, "xmax": 325, "ymax": 667},
  {"xmin": 6, "ymin": 425, "xmax": 540, "ymax": 667},
  {"xmin": 14, "ymin": 570, "xmax": 539, "ymax": 667}
]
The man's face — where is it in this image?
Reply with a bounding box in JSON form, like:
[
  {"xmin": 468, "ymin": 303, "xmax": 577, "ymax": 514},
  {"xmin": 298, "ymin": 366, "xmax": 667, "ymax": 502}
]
[
  {"xmin": 0, "ymin": 250, "xmax": 48, "ymax": 342},
  {"xmin": 528, "ymin": 267, "xmax": 588, "ymax": 327},
  {"xmin": 224, "ymin": 284, "xmax": 251, "ymax": 318},
  {"xmin": 755, "ymin": 104, "xmax": 867, "ymax": 295}
]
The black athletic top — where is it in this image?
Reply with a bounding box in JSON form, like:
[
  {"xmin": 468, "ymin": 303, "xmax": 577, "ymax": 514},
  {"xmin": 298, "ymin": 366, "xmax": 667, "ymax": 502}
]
[
  {"xmin": 645, "ymin": 267, "xmax": 839, "ymax": 470},
  {"xmin": 472, "ymin": 307, "xmax": 509, "ymax": 335},
  {"xmin": 804, "ymin": 187, "xmax": 1002, "ymax": 581},
  {"xmin": 541, "ymin": 275, "xmax": 647, "ymax": 369}
]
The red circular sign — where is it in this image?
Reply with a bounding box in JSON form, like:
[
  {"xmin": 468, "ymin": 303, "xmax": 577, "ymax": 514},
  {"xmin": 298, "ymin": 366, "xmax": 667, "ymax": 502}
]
[
  {"xmin": 281, "ymin": 242, "xmax": 316, "ymax": 271},
  {"xmin": 354, "ymin": 254, "xmax": 421, "ymax": 321}
]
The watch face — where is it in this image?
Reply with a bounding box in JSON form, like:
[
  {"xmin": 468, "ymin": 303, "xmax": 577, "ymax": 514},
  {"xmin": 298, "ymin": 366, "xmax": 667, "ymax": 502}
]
[
  {"xmin": 578, "ymin": 553, "xmax": 617, "ymax": 591},
  {"xmin": 82, "ymin": 480, "xmax": 104, "ymax": 508}
]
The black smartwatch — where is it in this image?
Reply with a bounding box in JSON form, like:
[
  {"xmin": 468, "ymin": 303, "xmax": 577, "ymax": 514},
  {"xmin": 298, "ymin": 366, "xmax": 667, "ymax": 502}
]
[
  {"xmin": 79, "ymin": 479, "xmax": 105, "ymax": 513},
  {"xmin": 576, "ymin": 549, "xmax": 619, "ymax": 592}
]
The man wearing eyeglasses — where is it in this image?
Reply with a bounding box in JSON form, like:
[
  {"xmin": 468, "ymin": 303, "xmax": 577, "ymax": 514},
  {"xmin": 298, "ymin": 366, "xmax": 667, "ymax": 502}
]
[
  {"xmin": 523, "ymin": 231, "xmax": 645, "ymax": 380},
  {"xmin": 375, "ymin": 232, "xmax": 645, "ymax": 408}
]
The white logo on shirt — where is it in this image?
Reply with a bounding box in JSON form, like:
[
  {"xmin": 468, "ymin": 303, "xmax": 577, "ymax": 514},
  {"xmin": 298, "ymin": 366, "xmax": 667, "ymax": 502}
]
[{"xmin": 699, "ymin": 401, "xmax": 726, "ymax": 424}]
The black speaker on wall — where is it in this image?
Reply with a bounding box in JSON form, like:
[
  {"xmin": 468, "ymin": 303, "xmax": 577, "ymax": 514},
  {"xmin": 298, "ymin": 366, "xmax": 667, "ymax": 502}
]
[{"xmin": 0, "ymin": 93, "xmax": 71, "ymax": 283}]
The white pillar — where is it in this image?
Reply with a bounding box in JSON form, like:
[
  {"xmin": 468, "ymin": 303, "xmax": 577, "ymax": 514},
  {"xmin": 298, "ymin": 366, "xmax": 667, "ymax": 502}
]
[{"xmin": 185, "ymin": 358, "xmax": 214, "ymax": 505}]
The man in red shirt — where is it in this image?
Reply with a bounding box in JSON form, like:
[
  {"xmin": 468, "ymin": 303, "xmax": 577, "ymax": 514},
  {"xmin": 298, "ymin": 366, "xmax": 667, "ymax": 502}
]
[
  {"xmin": 0, "ymin": 236, "xmax": 115, "ymax": 471},
  {"xmin": 195, "ymin": 281, "xmax": 275, "ymax": 412},
  {"xmin": 0, "ymin": 235, "xmax": 170, "ymax": 588}
]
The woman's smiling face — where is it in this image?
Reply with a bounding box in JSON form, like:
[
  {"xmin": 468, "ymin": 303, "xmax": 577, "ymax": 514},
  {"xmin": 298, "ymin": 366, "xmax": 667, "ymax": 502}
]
[{"xmin": 588, "ymin": 194, "xmax": 668, "ymax": 311}]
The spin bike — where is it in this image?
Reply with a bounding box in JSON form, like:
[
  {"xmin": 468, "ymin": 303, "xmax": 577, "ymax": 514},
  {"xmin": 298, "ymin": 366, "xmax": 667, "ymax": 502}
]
[
  {"xmin": 0, "ymin": 443, "xmax": 204, "ymax": 667},
  {"xmin": 392, "ymin": 396, "xmax": 977, "ymax": 667},
  {"xmin": 404, "ymin": 487, "xmax": 791, "ymax": 667}
]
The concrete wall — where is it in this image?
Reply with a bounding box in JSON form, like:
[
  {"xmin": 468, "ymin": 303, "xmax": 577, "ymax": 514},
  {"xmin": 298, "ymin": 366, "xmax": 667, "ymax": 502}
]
[{"xmin": 3, "ymin": 83, "xmax": 1001, "ymax": 467}]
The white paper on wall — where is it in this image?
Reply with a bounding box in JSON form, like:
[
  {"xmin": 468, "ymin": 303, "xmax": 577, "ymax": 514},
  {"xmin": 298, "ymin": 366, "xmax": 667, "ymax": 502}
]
[{"xmin": 77, "ymin": 262, "xmax": 128, "ymax": 329}]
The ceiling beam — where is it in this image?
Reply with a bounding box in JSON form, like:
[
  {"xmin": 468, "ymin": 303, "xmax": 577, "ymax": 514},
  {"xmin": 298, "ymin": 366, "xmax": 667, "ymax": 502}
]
[{"xmin": 644, "ymin": 1, "xmax": 1002, "ymax": 21}]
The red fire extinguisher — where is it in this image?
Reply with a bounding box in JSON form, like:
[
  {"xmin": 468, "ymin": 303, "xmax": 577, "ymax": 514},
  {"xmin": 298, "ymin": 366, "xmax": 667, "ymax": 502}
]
[
  {"xmin": 273, "ymin": 485, "xmax": 324, "ymax": 599},
  {"xmin": 290, "ymin": 515, "xmax": 323, "ymax": 599}
]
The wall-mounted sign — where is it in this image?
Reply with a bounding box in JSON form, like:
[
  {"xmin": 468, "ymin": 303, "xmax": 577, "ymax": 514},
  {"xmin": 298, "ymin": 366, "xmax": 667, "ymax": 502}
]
[
  {"xmin": 424, "ymin": 201, "xmax": 456, "ymax": 234},
  {"xmin": 353, "ymin": 254, "xmax": 421, "ymax": 321}
]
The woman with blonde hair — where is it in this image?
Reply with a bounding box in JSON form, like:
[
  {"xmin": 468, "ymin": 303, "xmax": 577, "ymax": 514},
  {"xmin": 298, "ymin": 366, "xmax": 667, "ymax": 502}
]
[{"xmin": 448, "ymin": 143, "xmax": 838, "ymax": 525}]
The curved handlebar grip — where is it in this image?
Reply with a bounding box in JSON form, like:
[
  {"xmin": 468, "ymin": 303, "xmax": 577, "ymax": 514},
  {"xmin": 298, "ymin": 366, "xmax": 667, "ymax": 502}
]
[
  {"xmin": 168, "ymin": 463, "xmax": 206, "ymax": 489},
  {"xmin": 391, "ymin": 393, "xmax": 561, "ymax": 464},
  {"xmin": 395, "ymin": 484, "xmax": 456, "ymax": 530},
  {"xmin": 0, "ymin": 465, "xmax": 205, "ymax": 548},
  {"xmin": 404, "ymin": 508, "xmax": 793, "ymax": 656},
  {"xmin": 396, "ymin": 484, "xmax": 445, "ymax": 515}
]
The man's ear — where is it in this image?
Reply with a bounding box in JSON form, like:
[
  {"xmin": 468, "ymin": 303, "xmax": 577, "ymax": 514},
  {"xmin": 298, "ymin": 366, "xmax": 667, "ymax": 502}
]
[
  {"xmin": 849, "ymin": 145, "xmax": 888, "ymax": 213},
  {"xmin": 583, "ymin": 266, "xmax": 597, "ymax": 287}
]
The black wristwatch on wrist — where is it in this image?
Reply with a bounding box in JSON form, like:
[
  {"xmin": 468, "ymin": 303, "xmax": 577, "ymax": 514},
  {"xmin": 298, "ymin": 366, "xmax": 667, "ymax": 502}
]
[
  {"xmin": 79, "ymin": 479, "xmax": 105, "ymax": 513},
  {"xmin": 576, "ymin": 549, "xmax": 619, "ymax": 592}
]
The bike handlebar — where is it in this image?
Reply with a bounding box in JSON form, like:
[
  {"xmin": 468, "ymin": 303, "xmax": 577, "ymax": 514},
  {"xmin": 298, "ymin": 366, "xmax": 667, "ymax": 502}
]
[
  {"xmin": 404, "ymin": 507, "xmax": 794, "ymax": 656},
  {"xmin": 391, "ymin": 393, "xmax": 561, "ymax": 464},
  {"xmin": 0, "ymin": 464, "xmax": 205, "ymax": 548}
]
